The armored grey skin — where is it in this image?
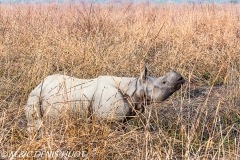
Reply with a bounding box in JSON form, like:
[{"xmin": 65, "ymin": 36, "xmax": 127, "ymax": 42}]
[{"xmin": 25, "ymin": 67, "xmax": 185, "ymax": 131}]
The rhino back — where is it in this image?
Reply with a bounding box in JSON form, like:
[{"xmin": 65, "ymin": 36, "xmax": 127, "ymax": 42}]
[{"xmin": 34, "ymin": 74, "xmax": 97, "ymax": 117}]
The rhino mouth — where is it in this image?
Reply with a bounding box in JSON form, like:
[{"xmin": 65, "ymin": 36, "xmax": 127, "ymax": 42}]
[{"xmin": 174, "ymin": 77, "xmax": 185, "ymax": 89}]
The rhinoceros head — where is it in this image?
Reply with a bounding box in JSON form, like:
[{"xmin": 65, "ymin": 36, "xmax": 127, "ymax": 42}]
[{"xmin": 137, "ymin": 67, "xmax": 185, "ymax": 103}]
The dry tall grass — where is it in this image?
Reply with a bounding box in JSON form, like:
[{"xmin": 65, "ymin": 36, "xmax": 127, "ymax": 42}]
[{"xmin": 0, "ymin": 2, "xmax": 239, "ymax": 159}]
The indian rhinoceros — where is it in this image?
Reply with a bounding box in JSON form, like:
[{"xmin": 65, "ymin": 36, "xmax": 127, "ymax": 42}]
[{"xmin": 25, "ymin": 67, "xmax": 185, "ymax": 131}]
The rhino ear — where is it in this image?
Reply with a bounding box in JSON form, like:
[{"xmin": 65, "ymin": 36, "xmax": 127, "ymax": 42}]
[{"xmin": 140, "ymin": 66, "xmax": 148, "ymax": 83}]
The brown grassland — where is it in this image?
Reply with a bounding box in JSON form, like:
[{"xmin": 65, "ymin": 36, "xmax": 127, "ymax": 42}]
[{"xmin": 0, "ymin": 2, "xmax": 239, "ymax": 159}]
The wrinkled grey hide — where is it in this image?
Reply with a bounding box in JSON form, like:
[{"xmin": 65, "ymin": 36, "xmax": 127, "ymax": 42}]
[{"xmin": 25, "ymin": 67, "xmax": 185, "ymax": 131}]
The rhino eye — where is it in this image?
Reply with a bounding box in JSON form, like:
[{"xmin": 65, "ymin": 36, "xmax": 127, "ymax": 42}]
[{"xmin": 162, "ymin": 81, "xmax": 166, "ymax": 84}]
